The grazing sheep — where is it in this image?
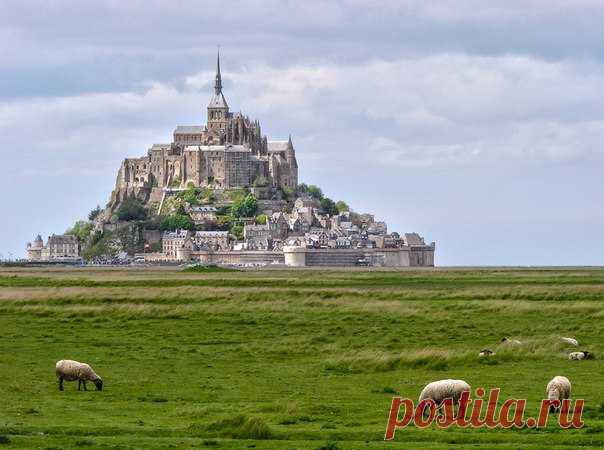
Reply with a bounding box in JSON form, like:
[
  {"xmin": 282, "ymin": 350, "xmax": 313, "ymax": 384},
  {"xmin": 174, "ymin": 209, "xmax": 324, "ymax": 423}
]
[
  {"xmin": 569, "ymin": 351, "xmax": 592, "ymax": 360},
  {"xmin": 478, "ymin": 349, "xmax": 496, "ymax": 357},
  {"xmin": 501, "ymin": 337, "xmax": 522, "ymax": 345},
  {"xmin": 546, "ymin": 376, "xmax": 571, "ymax": 412},
  {"xmin": 419, "ymin": 379, "xmax": 471, "ymax": 413},
  {"xmin": 560, "ymin": 337, "xmax": 578, "ymax": 346},
  {"xmin": 56, "ymin": 360, "xmax": 103, "ymax": 391}
]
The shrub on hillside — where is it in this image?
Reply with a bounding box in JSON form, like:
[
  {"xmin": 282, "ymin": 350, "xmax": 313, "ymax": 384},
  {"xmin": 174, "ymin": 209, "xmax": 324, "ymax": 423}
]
[
  {"xmin": 320, "ymin": 197, "xmax": 338, "ymax": 216},
  {"xmin": 230, "ymin": 223, "xmax": 244, "ymax": 240},
  {"xmin": 231, "ymin": 194, "xmax": 257, "ymax": 218},
  {"xmin": 117, "ymin": 198, "xmax": 147, "ymax": 221},
  {"xmin": 159, "ymin": 214, "xmax": 195, "ymax": 231},
  {"xmin": 65, "ymin": 220, "xmax": 93, "ymax": 241},
  {"xmin": 88, "ymin": 205, "xmax": 102, "ymax": 221},
  {"xmin": 307, "ymin": 185, "xmax": 323, "ymax": 200},
  {"xmin": 336, "ymin": 200, "xmax": 349, "ymax": 212}
]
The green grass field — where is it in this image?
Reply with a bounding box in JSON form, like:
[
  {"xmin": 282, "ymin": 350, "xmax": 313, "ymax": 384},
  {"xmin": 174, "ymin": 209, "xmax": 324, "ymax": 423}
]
[{"xmin": 1, "ymin": 266, "xmax": 603, "ymax": 449}]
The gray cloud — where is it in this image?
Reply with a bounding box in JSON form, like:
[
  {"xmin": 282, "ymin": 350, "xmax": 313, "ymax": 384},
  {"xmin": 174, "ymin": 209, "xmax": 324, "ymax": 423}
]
[{"xmin": 1, "ymin": 1, "xmax": 603, "ymax": 264}]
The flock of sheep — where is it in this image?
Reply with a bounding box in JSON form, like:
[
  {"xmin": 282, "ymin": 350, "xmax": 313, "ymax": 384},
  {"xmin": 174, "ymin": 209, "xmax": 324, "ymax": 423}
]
[
  {"xmin": 420, "ymin": 336, "xmax": 593, "ymax": 415},
  {"xmin": 478, "ymin": 336, "xmax": 592, "ymax": 360},
  {"xmin": 55, "ymin": 336, "xmax": 592, "ymax": 420}
]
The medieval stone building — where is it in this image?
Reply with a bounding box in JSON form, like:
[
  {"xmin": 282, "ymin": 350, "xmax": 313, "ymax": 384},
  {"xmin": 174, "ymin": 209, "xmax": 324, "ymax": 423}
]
[{"xmin": 112, "ymin": 52, "xmax": 298, "ymax": 207}]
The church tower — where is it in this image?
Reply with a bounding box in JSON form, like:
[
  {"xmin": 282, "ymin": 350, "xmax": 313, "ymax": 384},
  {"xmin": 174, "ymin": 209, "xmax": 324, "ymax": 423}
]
[{"xmin": 207, "ymin": 50, "xmax": 229, "ymax": 133}]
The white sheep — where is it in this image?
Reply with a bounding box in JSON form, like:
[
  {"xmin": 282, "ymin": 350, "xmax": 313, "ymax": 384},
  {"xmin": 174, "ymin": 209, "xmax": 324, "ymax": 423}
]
[
  {"xmin": 501, "ymin": 337, "xmax": 522, "ymax": 345},
  {"xmin": 478, "ymin": 349, "xmax": 496, "ymax": 357},
  {"xmin": 418, "ymin": 379, "xmax": 470, "ymax": 414},
  {"xmin": 546, "ymin": 376, "xmax": 571, "ymax": 412},
  {"xmin": 569, "ymin": 351, "xmax": 592, "ymax": 360},
  {"xmin": 560, "ymin": 337, "xmax": 578, "ymax": 346},
  {"xmin": 56, "ymin": 360, "xmax": 103, "ymax": 391}
]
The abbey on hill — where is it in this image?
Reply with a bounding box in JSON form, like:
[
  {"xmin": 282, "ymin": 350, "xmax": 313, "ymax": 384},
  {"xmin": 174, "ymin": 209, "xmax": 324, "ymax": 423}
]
[
  {"xmin": 26, "ymin": 52, "xmax": 435, "ymax": 267},
  {"xmin": 111, "ymin": 51, "xmax": 297, "ymax": 210}
]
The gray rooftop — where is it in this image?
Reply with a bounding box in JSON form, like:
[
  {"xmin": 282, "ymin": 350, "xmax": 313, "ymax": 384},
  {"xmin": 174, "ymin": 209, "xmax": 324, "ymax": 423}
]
[
  {"xmin": 174, "ymin": 126, "xmax": 205, "ymax": 134},
  {"xmin": 48, "ymin": 234, "xmax": 78, "ymax": 244},
  {"xmin": 190, "ymin": 206, "xmax": 217, "ymax": 212},
  {"xmin": 208, "ymin": 92, "xmax": 228, "ymax": 109},
  {"xmin": 195, "ymin": 231, "xmax": 229, "ymax": 237},
  {"xmin": 183, "ymin": 144, "xmax": 251, "ymax": 153},
  {"xmin": 267, "ymin": 141, "xmax": 289, "ymax": 152},
  {"xmin": 404, "ymin": 233, "xmax": 425, "ymax": 246},
  {"xmin": 162, "ymin": 230, "xmax": 190, "ymax": 239}
]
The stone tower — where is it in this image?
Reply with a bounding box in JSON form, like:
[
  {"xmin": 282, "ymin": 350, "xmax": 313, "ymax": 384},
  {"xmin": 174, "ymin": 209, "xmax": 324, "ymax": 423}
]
[{"xmin": 207, "ymin": 50, "xmax": 229, "ymax": 134}]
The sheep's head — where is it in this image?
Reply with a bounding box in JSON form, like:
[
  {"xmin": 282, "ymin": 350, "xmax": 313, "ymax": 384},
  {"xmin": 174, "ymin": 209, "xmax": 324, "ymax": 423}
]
[
  {"xmin": 547, "ymin": 388, "xmax": 561, "ymax": 412},
  {"xmin": 548, "ymin": 399, "xmax": 561, "ymax": 413},
  {"xmin": 94, "ymin": 379, "xmax": 103, "ymax": 391},
  {"xmin": 501, "ymin": 337, "xmax": 508, "ymax": 343},
  {"xmin": 583, "ymin": 351, "xmax": 592, "ymax": 359}
]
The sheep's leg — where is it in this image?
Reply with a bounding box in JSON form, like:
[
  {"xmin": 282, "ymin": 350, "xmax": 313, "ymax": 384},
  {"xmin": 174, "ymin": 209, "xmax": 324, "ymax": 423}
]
[
  {"xmin": 58, "ymin": 377, "xmax": 64, "ymax": 391},
  {"xmin": 83, "ymin": 380, "xmax": 87, "ymax": 391},
  {"xmin": 78, "ymin": 380, "xmax": 81, "ymax": 391}
]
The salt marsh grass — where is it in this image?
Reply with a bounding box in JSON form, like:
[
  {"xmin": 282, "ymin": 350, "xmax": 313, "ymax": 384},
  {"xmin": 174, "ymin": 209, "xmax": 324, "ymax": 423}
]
[{"xmin": 0, "ymin": 266, "xmax": 603, "ymax": 448}]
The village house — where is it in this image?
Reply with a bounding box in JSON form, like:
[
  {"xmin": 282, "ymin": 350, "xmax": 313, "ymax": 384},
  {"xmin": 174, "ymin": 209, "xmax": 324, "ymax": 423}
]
[
  {"xmin": 194, "ymin": 231, "xmax": 229, "ymax": 251},
  {"xmin": 162, "ymin": 230, "xmax": 193, "ymax": 260},
  {"xmin": 244, "ymin": 224, "xmax": 272, "ymax": 250},
  {"xmin": 25, "ymin": 234, "xmax": 80, "ymax": 262}
]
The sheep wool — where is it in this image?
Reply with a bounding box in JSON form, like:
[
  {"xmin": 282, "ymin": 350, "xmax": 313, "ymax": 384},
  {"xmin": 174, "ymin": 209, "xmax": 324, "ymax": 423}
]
[
  {"xmin": 419, "ymin": 379, "xmax": 471, "ymax": 407},
  {"xmin": 546, "ymin": 376, "xmax": 571, "ymax": 404},
  {"xmin": 569, "ymin": 351, "xmax": 591, "ymax": 360},
  {"xmin": 56, "ymin": 360, "xmax": 103, "ymax": 391},
  {"xmin": 560, "ymin": 337, "xmax": 579, "ymax": 346},
  {"xmin": 501, "ymin": 337, "xmax": 522, "ymax": 345}
]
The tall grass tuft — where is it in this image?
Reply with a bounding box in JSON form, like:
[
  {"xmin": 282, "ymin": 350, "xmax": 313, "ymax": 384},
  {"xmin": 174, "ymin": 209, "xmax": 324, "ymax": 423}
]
[
  {"xmin": 203, "ymin": 415, "xmax": 274, "ymax": 440},
  {"xmin": 183, "ymin": 265, "xmax": 239, "ymax": 273}
]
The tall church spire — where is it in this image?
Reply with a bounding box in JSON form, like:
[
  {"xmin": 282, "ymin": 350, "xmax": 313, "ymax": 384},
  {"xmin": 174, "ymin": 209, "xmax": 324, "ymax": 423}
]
[
  {"xmin": 207, "ymin": 48, "xmax": 229, "ymax": 131},
  {"xmin": 215, "ymin": 48, "xmax": 222, "ymax": 95}
]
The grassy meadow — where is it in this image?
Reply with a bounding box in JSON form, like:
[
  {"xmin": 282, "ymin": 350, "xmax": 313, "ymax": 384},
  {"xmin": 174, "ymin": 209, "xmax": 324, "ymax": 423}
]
[{"xmin": 0, "ymin": 266, "xmax": 603, "ymax": 449}]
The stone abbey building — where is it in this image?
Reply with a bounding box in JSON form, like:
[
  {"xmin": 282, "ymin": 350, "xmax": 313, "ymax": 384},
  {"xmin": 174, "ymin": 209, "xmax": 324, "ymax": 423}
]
[{"xmin": 112, "ymin": 52, "xmax": 297, "ymax": 206}]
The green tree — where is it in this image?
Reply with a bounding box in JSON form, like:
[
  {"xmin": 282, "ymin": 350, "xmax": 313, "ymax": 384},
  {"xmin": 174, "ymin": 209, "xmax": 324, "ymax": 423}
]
[
  {"xmin": 199, "ymin": 188, "xmax": 215, "ymax": 204},
  {"xmin": 178, "ymin": 188, "xmax": 200, "ymax": 206},
  {"xmin": 81, "ymin": 230, "xmax": 114, "ymax": 260},
  {"xmin": 159, "ymin": 214, "xmax": 195, "ymax": 231},
  {"xmin": 281, "ymin": 186, "xmax": 295, "ymax": 201},
  {"xmin": 255, "ymin": 214, "xmax": 268, "ymax": 225},
  {"xmin": 65, "ymin": 220, "xmax": 93, "ymax": 241},
  {"xmin": 230, "ymin": 223, "xmax": 244, "ymax": 240},
  {"xmin": 231, "ymin": 194, "xmax": 258, "ymax": 218},
  {"xmin": 335, "ymin": 200, "xmax": 349, "ymax": 213},
  {"xmin": 320, "ymin": 197, "xmax": 338, "ymax": 216},
  {"xmin": 117, "ymin": 198, "xmax": 147, "ymax": 221},
  {"xmin": 297, "ymin": 183, "xmax": 309, "ymax": 194},
  {"xmin": 307, "ymin": 185, "xmax": 323, "ymax": 200},
  {"xmin": 88, "ymin": 205, "xmax": 102, "ymax": 221}
]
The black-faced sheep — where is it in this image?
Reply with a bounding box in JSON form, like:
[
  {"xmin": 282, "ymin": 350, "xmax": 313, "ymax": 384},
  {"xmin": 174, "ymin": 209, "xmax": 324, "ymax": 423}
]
[
  {"xmin": 569, "ymin": 351, "xmax": 592, "ymax": 360},
  {"xmin": 478, "ymin": 349, "xmax": 495, "ymax": 357},
  {"xmin": 55, "ymin": 360, "xmax": 103, "ymax": 391}
]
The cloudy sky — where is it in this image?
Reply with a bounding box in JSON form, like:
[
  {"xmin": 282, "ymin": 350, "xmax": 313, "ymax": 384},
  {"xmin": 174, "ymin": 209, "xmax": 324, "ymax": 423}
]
[{"xmin": 1, "ymin": 0, "xmax": 603, "ymax": 265}]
